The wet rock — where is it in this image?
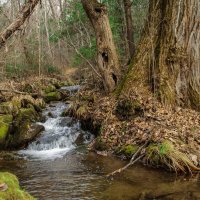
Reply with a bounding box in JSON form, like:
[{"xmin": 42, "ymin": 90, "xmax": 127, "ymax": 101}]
[
  {"xmin": 48, "ymin": 112, "xmax": 54, "ymax": 118},
  {"xmin": 0, "ymin": 172, "xmax": 35, "ymax": 199},
  {"xmin": 8, "ymin": 108, "xmax": 42, "ymax": 148},
  {"xmin": 0, "ymin": 115, "xmax": 13, "ymax": 148},
  {"xmin": 74, "ymin": 133, "xmax": 84, "ymax": 146},
  {"xmin": 0, "ymin": 151, "xmax": 18, "ymax": 161},
  {"xmin": 59, "ymin": 117, "xmax": 73, "ymax": 127},
  {"xmin": 44, "ymin": 91, "xmax": 62, "ymax": 103}
]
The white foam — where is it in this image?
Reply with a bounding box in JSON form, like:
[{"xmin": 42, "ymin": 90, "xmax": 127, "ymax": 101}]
[{"xmin": 18, "ymin": 102, "xmax": 83, "ymax": 160}]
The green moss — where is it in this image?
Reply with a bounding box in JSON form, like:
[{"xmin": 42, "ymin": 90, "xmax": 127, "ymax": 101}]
[
  {"xmin": 120, "ymin": 144, "xmax": 139, "ymax": 157},
  {"xmin": 0, "ymin": 102, "xmax": 13, "ymax": 114},
  {"xmin": 0, "ymin": 123, "xmax": 9, "ymax": 141},
  {"xmin": 44, "ymin": 91, "xmax": 62, "ymax": 103},
  {"xmin": 146, "ymin": 140, "xmax": 197, "ymax": 172},
  {"xmin": 0, "ymin": 115, "xmax": 13, "ymax": 124},
  {"xmin": 0, "ymin": 115, "xmax": 13, "ymax": 145},
  {"xmin": 0, "ymin": 172, "xmax": 35, "ymax": 200},
  {"xmin": 15, "ymin": 108, "xmax": 38, "ymax": 126},
  {"xmin": 0, "ymin": 101, "xmax": 21, "ymax": 115},
  {"xmin": 44, "ymin": 85, "xmax": 56, "ymax": 94}
]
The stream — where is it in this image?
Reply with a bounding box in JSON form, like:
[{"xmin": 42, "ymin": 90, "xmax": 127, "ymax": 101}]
[{"xmin": 0, "ymin": 87, "xmax": 200, "ymax": 199}]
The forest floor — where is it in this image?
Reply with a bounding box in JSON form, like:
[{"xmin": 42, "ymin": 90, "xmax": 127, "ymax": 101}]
[{"xmin": 67, "ymin": 84, "xmax": 200, "ymax": 174}]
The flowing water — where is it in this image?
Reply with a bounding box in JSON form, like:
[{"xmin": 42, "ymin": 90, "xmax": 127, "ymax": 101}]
[{"xmin": 1, "ymin": 87, "xmax": 200, "ymax": 200}]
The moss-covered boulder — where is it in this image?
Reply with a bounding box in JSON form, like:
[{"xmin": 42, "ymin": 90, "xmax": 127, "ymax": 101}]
[
  {"xmin": 0, "ymin": 115, "xmax": 13, "ymax": 148},
  {"xmin": 44, "ymin": 91, "xmax": 62, "ymax": 103},
  {"xmin": 12, "ymin": 95, "xmax": 46, "ymax": 112},
  {"xmin": 0, "ymin": 102, "xmax": 20, "ymax": 115},
  {"xmin": 0, "ymin": 172, "xmax": 35, "ymax": 200},
  {"xmin": 8, "ymin": 108, "xmax": 42, "ymax": 148},
  {"xmin": 44, "ymin": 85, "xmax": 56, "ymax": 94}
]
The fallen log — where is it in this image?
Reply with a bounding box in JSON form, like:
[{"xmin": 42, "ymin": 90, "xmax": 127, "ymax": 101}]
[{"xmin": 0, "ymin": 88, "xmax": 38, "ymax": 96}]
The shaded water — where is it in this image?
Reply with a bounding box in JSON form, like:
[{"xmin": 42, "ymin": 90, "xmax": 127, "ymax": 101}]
[{"xmin": 1, "ymin": 98, "xmax": 200, "ymax": 199}]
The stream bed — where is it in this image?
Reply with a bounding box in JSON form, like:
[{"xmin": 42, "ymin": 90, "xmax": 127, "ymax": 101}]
[{"xmin": 0, "ymin": 98, "xmax": 200, "ymax": 199}]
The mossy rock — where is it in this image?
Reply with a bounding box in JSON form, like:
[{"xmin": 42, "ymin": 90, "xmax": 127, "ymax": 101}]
[
  {"xmin": 44, "ymin": 85, "xmax": 56, "ymax": 94},
  {"xmin": 14, "ymin": 108, "xmax": 39, "ymax": 127},
  {"xmin": 0, "ymin": 115, "xmax": 13, "ymax": 148},
  {"xmin": 0, "ymin": 172, "xmax": 35, "ymax": 200},
  {"xmin": 116, "ymin": 98, "xmax": 143, "ymax": 120},
  {"xmin": 119, "ymin": 144, "xmax": 139, "ymax": 158},
  {"xmin": 0, "ymin": 101, "xmax": 20, "ymax": 115},
  {"xmin": 44, "ymin": 91, "xmax": 62, "ymax": 103},
  {"xmin": 7, "ymin": 108, "xmax": 41, "ymax": 148}
]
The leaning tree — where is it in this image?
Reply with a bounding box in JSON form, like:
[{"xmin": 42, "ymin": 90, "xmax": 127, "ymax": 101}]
[
  {"xmin": 0, "ymin": 0, "xmax": 40, "ymax": 49},
  {"xmin": 81, "ymin": 0, "xmax": 121, "ymax": 93},
  {"xmin": 121, "ymin": 0, "xmax": 200, "ymax": 109}
]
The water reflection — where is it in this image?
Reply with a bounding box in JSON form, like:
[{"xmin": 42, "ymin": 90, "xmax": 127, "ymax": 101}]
[{"xmin": 1, "ymin": 151, "xmax": 200, "ymax": 200}]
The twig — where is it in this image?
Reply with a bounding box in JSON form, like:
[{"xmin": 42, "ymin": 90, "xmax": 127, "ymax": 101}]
[
  {"xmin": 106, "ymin": 154, "xmax": 145, "ymax": 177},
  {"xmin": 106, "ymin": 139, "xmax": 151, "ymax": 178},
  {"xmin": 66, "ymin": 30, "xmax": 101, "ymax": 78}
]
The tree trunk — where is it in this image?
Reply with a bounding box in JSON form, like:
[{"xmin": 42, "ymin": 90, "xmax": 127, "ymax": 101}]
[
  {"xmin": 123, "ymin": 0, "xmax": 135, "ymax": 59},
  {"xmin": 0, "ymin": 0, "xmax": 40, "ymax": 49},
  {"xmin": 121, "ymin": 0, "xmax": 200, "ymax": 110},
  {"xmin": 81, "ymin": 0, "xmax": 121, "ymax": 93}
]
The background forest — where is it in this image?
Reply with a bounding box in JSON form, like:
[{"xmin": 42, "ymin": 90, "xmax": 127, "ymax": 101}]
[{"xmin": 0, "ymin": 0, "xmax": 148, "ymax": 80}]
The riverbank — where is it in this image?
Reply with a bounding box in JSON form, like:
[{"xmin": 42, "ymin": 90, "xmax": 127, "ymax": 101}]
[
  {"xmin": 0, "ymin": 76, "xmax": 72, "ymax": 151},
  {"xmin": 67, "ymin": 86, "xmax": 200, "ymax": 173}
]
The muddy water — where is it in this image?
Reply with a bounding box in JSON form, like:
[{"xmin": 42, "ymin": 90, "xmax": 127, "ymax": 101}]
[{"xmin": 0, "ymin": 101, "xmax": 200, "ymax": 200}]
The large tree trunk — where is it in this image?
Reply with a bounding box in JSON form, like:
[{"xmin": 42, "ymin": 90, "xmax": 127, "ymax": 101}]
[
  {"xmin": 0, "ymin": 0, "xmax": 40, "ymax": 49},
  {"xmin": 123, "ymin": 0, "xmax": 135, "ymax": 59},
  {"xmin": 121, "ymin": 0, "xmax": 200, "ymax": 110},
  {"xmin": 81, "ymin": 0, "xmax": 121, "ymax": 93}
]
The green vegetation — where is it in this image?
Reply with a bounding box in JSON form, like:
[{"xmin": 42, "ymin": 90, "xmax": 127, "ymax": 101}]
[
  {"xmin": 120, "ymin": 144, "xmax": 139, "ymax": 158},
  {"xmin": 0, "ymin": 172, "xmax": 35, "ymax": 200},
  {"xmin": 146, "ymin": 140, "xmax": 198, "ymax": 172},
  {"xmin": 44, "ymin": 91, "xmax": 62, "ymax": 103}
]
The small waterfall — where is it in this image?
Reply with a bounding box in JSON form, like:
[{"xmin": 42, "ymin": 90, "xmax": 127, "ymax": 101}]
[{"xmin": 19, "ymin": 102, "xmax": 93, "ymax": 160}]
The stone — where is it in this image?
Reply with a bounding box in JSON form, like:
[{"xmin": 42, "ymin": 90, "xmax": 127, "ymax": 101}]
[
  {"xmin": 44, "ymin": 91, "xmax": 62, "ymax": 103},
  {"xmin": 8, "ymin": 108, "xmax": 41, "ymax": 148},
  {"xmin": 0, "ymin": 102, "xmax": 17, "ymax": 115},
  {"xmin": 0, "ymin": 115, "xmax": 13, "ymax": 148}
]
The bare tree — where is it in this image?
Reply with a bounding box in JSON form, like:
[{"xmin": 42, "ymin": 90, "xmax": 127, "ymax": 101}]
[{"xmin": 0, "ymin": 0, "xmax": 40, "ymax": 49}]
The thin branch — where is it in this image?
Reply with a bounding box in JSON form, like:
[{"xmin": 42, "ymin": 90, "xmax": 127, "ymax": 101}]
[
  {"xmin": 0, "ymin": 89, "xmax": 38, "ymax": 96},
  {"xmin": 67, "ymin": 30, "xmax": 101, "ymax": 78},
  {"xmin": 0, "ymin": 0, "xmax": 40, "ymax": 49}
]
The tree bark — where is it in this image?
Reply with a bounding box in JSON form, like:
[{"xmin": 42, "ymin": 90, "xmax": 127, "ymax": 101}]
[
  {"xmin": 121, "ymin": 0, "xmax": 200, "ymax": 110},
  {"xmin": 123, "ymin": 0, "xmax": 135, "ymax": 59},
  {"xmin": 0, "ymin": 0, "xmax": 40, "ymax": 49},
  {"xmin": 81, "ymin": 0, "xmax": 121, "ymax": 93}
]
